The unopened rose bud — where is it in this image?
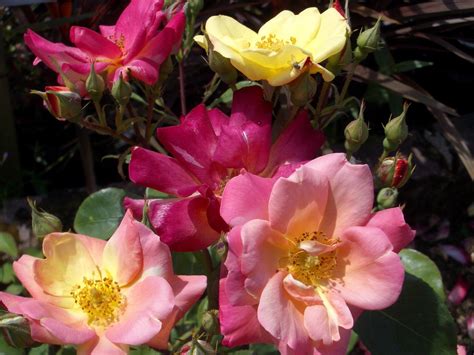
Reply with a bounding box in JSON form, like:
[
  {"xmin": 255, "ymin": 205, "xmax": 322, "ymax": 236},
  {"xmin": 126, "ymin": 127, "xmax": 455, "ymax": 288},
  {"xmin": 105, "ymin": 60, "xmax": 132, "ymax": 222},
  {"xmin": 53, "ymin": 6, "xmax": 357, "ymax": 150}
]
[
  {"xmin": 376, "ymin": 187, "xmax": 398, "ymax": 210},
  {"xmin": 327, "ymin": 38, "xmax": 352, "ymax": 76},
  {"xmin": 195, "ymin": 34, "xmax": 237, "ymax": 86},
  {"xmin": 344, "ymin": 101, "xmax": 369, "ymax": 155},
  {"xmin": 181, "ymin": 340, "xmax": 215, "ymax": 355},
  {"xmin": 289, "ymin": 71, "xmax": 317, "ymax": 107},
  {"xmin": 383, "ymin": 102, "xmax": 410, "ymax": 153},
  {"xmin": 354, "ymin": 17, "xmax": 381, "ymax": 62},
  {"xmin": 377, "ymin": 153, "xmax": 414, "ymax": 188},
  {"xmin": 86, "ymin": 63, "xmax": 105, "ymax": 102},
  {"xmin": 0, "ymin": 313, "xmax": 36, "ymax": 348},
  {"xmin": 201, "ymin": 310, "xmax": 219, "ymax": 335},
  {"xmin": 32, "ymin": 86, "xmax": 82, "ymax": 121},
  {"xmin": 158, "ymin": 56, "xmax": 174, "ymax": 86},
  {"xmin": 112, "ymin": 74, "xmax": 132, "ymax": 106},
  {"xmin": 28, "ymin": 198, "xmax": 63, "ymax": 239}
]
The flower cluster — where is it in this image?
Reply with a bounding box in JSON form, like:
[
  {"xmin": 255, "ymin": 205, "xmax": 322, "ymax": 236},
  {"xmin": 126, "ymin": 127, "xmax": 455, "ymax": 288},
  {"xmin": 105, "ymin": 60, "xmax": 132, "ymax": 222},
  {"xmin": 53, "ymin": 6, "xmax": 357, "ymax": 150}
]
[{"xmin": 0, "ymin": 1, "xmax": 420, "ymax": 354}]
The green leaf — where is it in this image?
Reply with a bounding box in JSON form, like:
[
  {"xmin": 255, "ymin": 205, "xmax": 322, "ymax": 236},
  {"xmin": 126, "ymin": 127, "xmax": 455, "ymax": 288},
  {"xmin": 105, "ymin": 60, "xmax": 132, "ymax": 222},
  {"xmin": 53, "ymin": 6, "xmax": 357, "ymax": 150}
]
[
  {"xmin": 145, "ymin": 188, "xmax": 171, "ymax": 199},
  {"xmin": 347, "ymin": 331, "xmax": 359, "ymax": 353},
  {"xmin": 172, "ymin": 252, "xmax": 205, "ymax": 276},
  {"xmin": 249, "ymin": 344, "xmax": 279, "ymax": 354},
  {"xmin": 28, "ymin": 344, "xmax": 49, "ymax": 355},
  {"xmin": 393, "ymin": 60, "xmax": 433, "ymax": 73},
  {"xmin": 355, "ymin": 274, "xmax": 457, "ymax": 355},
  {"xmin": 130, "ymin": 346, "xmax": 162, "ymax": 354},
  {"xmin": 5, "ymin": 284, "xmax": 23, "ymax": 295},
  {"xmin": 0, "ymin": 313, "xmax": 35, "ymax": 348},
  {"xmin": 0, "ymin": 232, "xmax": 18, "ymax": 258},
  {"xmin": 1, "ymin": 263, "xmax": 15, "ymax": 284},
  {"xmin": 74, "ymin": 188, "xmax": 126, "ymax": 239},
  {"xmin": 400, "ymin": 248, "xmax": 445, "ymax": 301},
  {"xmin": 0, "ymin": 335, "xmax": 22, "ymax": 355}
]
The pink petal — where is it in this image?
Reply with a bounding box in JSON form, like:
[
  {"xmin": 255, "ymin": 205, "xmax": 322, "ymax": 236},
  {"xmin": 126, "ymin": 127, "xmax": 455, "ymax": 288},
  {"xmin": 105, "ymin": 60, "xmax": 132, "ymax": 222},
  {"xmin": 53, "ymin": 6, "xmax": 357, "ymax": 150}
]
[
  {"xmin": 264, "ymin": 110, "xmax": 324, "ymax": 176},
  {"xmin": 70, "ymin": 26, "xmax": 122, "ymax": 59},
  {"xmin": 157, "ymin": 104, "xmax": 219, "ymax": 188},
  {"xmin": 114, "ymin": 59, "xmax": 159, "ymax": 85},
  {"xmin": 170, "ymin": 275, "xmax": 207, "ymax": 317},
  {"xmin": 123, "ymin": 197, "xmax": 144, "ymax": 221},
  {"xmin": 24, "ymin": 29, "xmax": 89, "ymax": 74},
  {"xmin": 305, "ymin": 153, "xmax": 374, "ymax": 237},
  {"xmin": 99, "ymin": 25, "xmax": 115, "ymax": 38},
  {"xmin": 114, "ymin": 0, "xmax": 164, "ymax": 59},
  {"xmin": 219, "ymin": 278, "xmax": 274, "ymax": 347},
  {"xmin": 128, "ymin": 146, "xmax": 199, "ymax": 197},
  {"xmin": 77, "ymin": 335, "xmax": 127, "ymax": 355},
  {"xmin": 208, "ymin": 107, "xmax": 229, "ymax": 135},
  {"xmin": 269, "ymin": 165, "xmax": 329, "ymax": 236},
  {"xmin": 257, "ymin": 272, "xmax": 314, "ymax": 353},
  {"xmin": 367, "ymin": 207, "xmax": 416, "ymax": 253},
  {"xmin": 214, "ymin": 86, "xmax": 272, "ymax": 174},
  {"xmin": 318, "ymin": 327, "xmax": 353, "ymax": 355},
  {"xmin": 224, "ymin": 226, "xmax": 258, "ymax": 306},
  {"xmin": 134, "ymin": 218, "xmax": 174, "ymax": 280},
  {"xmin": 221, "ymin": 172, "xmax": 274, "ymax": 227},
  {"xmin": 448, "ymin": 278, "xmax": 469, "ymax": 305},
  {"xmin": 137, "ymin": 26, "xmax": 175, "ymax": 65},
  {"xmin": 147, "ymin": 195, "xmax": 221, "ymax": 251},
  {"xmin": 334, "ymin": 226, "xmax": 405, "ymax": 310},
  {"xmin": 40, "ymin": 317, "xmax": 96, "ymax": 344},
  {"xmin": 304, "ymin": 291, "xmax": 353, "ymax": 345},
  {"xmin": 106, "ymin": 276, "xmax": 175, "ymax": 345},
  {"xmin": 102, "ymin": 210, "xmax": 143, "ymax": 287},
  {"xmin": 283, "ymin": 274, "xmax": 320, "ymax": 305},
  {"xmin": 240, "ymin": 220, "xmax": 287, "ymax": 298},
  {"xmin": 457, "ymin": 345, "xmax": 467, "ymax": 355}
]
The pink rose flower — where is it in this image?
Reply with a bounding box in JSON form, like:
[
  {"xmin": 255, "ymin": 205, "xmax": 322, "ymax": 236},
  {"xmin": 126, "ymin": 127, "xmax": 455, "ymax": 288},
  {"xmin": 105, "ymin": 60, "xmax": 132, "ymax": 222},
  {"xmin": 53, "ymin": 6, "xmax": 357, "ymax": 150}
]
[
  {"xmin": 126, "ymin": 86, "xmax": 325, "ymax": 251},
  {"xmin": 219, "ymin": 153, "xmax": 415, "ymax": 354},
  {"xmin": 0, "ymin": 211, "xmax": 206, "ymax": 354},
  {"xmin": 24, "ymin": 0, "xmax": 185, "ymax": 92}
]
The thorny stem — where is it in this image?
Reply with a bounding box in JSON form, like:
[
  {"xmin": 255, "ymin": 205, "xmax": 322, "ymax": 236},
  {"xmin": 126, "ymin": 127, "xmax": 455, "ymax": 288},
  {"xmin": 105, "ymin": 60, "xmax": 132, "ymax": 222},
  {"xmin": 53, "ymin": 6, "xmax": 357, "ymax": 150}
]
[
  {"xmin": 337, "ymin": 63, "xmax": 357, "ymax": 105},
  {"xmin": 126, "ymin": 103, "xmax": 147, "ymax": 146},
  {"xmin": 314, "ymin": 81, "xmax": 331, "ymax": 122},
  {"xmin": 81, "ymin": 119, "xmax": 137, "ymax": 146},
  {"xmin": 145, "ymin": 91, "xmax": 156, "ymax": 145},
  {"xmin": 93, "ymin": 100, "xmax": 106, "ymax": 126},
  {"xmin": 179, "ymin": 60, "xmax": 187, "ymax": 115}
]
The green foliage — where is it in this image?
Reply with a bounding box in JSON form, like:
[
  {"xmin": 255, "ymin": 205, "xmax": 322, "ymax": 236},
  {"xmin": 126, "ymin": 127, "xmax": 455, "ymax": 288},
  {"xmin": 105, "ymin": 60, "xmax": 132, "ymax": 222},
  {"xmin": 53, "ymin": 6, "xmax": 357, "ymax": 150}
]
[
  {"xmin": 74, "ymin": 188, "xmax": 126, "ymax": 239},
  {"xmin": 400, "ymin": 249, "xmax": 445, "ymax": 300},
  {"xmin": 0, "ymin": 232, "xmax": 18, "ymax": 258},
  {"xmin": 355, "ymin": 249, "xmax": 456, "ymax": 355}
]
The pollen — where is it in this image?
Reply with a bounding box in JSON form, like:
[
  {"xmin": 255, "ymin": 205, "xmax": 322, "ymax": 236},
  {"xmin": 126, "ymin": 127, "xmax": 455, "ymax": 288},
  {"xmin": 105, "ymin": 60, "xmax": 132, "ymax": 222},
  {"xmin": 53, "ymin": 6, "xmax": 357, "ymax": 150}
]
[
  {"xmin": 108, "ymin": 34, "xmax": 126, "ymax": 51},
  {"xmin": 255, "ymin": 34, "xmax": 297, "ymax": 52},
  {"xmin": 70, "ymin": 275, "xmax": 125, "ymax": 327},
  {"xmin": 285, "ymin": 231, "xmax": 339, "ymax": 286}
]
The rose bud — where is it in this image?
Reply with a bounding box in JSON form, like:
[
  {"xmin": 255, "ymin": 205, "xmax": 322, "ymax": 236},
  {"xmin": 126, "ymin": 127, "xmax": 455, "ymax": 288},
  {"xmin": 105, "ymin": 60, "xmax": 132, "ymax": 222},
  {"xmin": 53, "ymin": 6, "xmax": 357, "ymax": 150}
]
[
  {"xmin": 383, "ymin": 102, "xmax": 410, "ymax": 153},
  {"xmin": 28, "ymin": 198, "xmax": 63, "ymax": 239},
  {"xmin": 111, "ymin": 74, "xmax": 132, "ymax": 106},
  {"xmin": 344, "ymin": 101, "xmax": 369, "ymax": 157},
  {"xmin": 354, "ymin": 17, "xmax": 381, "ymax": 62},
  {"xmin": 31, "ymin": 86, "xmax": 82, "ymax": 121},
  {"xmin": 289, "ymin": 71, "xmax": 317, "ymax": 107},
  {"xmin": 377, "ymin": 153, "xmax": 415, "ymax": 188},
  {"xmin": 85, "ymin": 63, "xmax": 105, "ymax": 102},
  {"xmin": 376, "ymin": 187, "xmax": 399, "ymax": 210}
]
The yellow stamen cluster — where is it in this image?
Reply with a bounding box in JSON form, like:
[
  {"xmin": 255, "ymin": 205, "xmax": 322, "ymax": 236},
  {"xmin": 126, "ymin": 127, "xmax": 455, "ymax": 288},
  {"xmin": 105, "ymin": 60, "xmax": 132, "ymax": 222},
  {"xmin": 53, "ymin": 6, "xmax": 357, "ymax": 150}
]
[
  {"xmin": 70, "ymin": 276, "xmax": 125, "ymax": 327},
  {"xmin": 108, "ymin": 34, "xmax": 126, "ymax": 51},
  {"xmin": 285, "ymin": 231, "xmax": 339, "ymax": 286},
  {"xmin": 255, "ymin": 34, "xmax": 296, "ymax": 52}
]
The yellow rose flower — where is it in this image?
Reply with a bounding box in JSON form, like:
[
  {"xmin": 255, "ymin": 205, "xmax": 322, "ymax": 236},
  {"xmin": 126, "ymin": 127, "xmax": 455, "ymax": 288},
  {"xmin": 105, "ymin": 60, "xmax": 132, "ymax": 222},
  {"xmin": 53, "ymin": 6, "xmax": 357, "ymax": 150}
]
[{"xmin": 195, "ymin": 7, "xmax": 349, "ymax": 86}]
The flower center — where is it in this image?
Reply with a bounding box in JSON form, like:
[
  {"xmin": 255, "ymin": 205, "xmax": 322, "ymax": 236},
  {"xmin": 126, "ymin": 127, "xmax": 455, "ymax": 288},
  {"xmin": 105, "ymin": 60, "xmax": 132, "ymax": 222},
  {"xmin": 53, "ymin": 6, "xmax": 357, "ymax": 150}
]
[
  {"xmin": 108, "ymin": 34, "xmax": 126, "ymax": 52},
  {"xmin": 285, "ymin": 231, "xmax": 339, "ymax": 287},
  {"xmin": 255, "ymin": 34, "xmax": 296, "ymax": 52},
  {"xmin": 70, "ymin": 276, "xmax": 125, "ymax": 327}
]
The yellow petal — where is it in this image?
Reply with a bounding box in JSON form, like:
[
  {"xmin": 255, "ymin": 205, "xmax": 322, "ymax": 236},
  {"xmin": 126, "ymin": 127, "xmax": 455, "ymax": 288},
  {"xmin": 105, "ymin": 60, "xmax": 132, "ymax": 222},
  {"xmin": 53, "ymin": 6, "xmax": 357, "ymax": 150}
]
[
  {"xmin": 193, "ymin": 35, "xmax": 208, "ymax": 52},
  {"xmin": 258, "ymin": 8, "xmax": 321, "ymax": 47},
  {"xmin": 306, "ymin": 8, "xmax": 349, "ymax": 64},
  {"xmin": 205, "ymin": 15, "xmax": 257, "ymax": 52},
  {"xmin": 35, "ymin": 233, "xmax": 98, "ymax": 298},
  {"xmin": 309, "ymin": 63, "xmax": 335, "ymax": 82}
]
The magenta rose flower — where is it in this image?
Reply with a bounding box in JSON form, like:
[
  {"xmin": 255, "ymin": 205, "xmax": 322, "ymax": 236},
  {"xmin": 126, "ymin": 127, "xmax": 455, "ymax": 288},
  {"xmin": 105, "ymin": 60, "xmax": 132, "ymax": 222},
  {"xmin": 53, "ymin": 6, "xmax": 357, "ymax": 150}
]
[
  {"xmin": 0, "ymin": 211, "xmax": 206, "ymax": 354},
  {"xmin": 126, "ymin": 86, "xmax": 325, "ymax": 251},
  {"xmin": 219, "ymin": 153, "xmax": 415, "ymax": 354},
  {"xmin": 24, "ymin": 0, "xmax": 185, "ymax": 92}
]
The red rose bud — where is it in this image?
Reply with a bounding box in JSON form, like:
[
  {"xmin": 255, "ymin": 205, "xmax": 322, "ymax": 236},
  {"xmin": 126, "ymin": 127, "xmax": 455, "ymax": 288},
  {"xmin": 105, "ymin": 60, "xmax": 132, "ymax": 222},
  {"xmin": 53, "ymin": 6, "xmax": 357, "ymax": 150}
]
[
  {"xmin": 467, "ymin": 313, "xmax": 474, "ymax": 340},
  {"xmin": 377, "ymin": 153, "xmax": 414, "ymax": 188},
  {"xmin": 448, "ymin": 278, "xmax": 469, "ymax": 305},
  {"xmin": 439, "ymin": 244, "xmax": 470, "ymax": 265},
  {"xmin": 31, "ymin": 86, "xmax": 82, "ymax": 121},
  {"xmin": 333, "ymin": 0, "xmax": 345, "ymax": 17}
]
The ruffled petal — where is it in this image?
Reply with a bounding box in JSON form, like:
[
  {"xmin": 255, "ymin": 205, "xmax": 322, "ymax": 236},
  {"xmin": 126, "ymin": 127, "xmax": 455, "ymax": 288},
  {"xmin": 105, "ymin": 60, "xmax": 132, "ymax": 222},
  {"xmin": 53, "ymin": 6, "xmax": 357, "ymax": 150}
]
[
  {"xmin": 147, "ymin": 196, "xmax": 221, "ymax": 251},
  {"xmin": 128, "ymin": 146, "xmax": 200, "ymax": 197},
  {"xmin": 221, "ymin": 172, "xmax": 274, "ymax": 227},
  {"xmin": 70, "ymin": 26, "xmax": 121, "ymax": 59},
  {"xmin": 366, "ymin": 207, "xmax": 416, "ymax": 252}
]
